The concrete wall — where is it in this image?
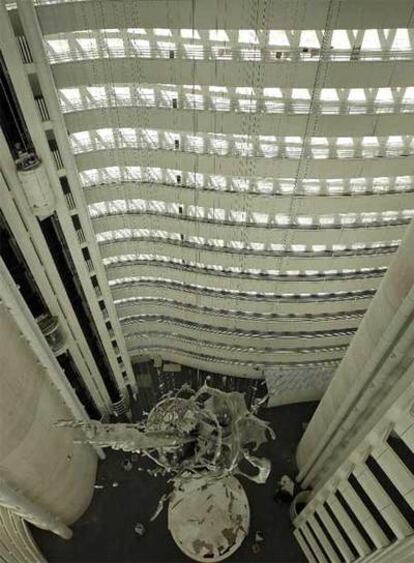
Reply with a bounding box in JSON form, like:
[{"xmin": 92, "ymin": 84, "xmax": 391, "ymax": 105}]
[{"xmin": 0, "ymin": 302, "xmax": 97, "ymax": 524}]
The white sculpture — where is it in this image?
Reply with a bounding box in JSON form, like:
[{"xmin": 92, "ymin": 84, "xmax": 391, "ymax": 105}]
[{"xmin": 57, "ymin": 384, "xmax": 275, "ymax": 561}]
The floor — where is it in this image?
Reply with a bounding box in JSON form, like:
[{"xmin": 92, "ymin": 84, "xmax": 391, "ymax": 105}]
[{"xmin": 31, "ymin": 399, "xmax": 317, "ymax": 563}]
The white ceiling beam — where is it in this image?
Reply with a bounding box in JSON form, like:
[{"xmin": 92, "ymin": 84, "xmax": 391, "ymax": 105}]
[
  {"xmin": 74, "ymin": 148, "xmax": 414, "ymax": 179},
  {"xmin": 64, "ymin": 106, "xmax": 414, "ymax": 138},
  {"xmin": 33, "ymin": 1, "xmax": 414, "ymax": 35},
  {"xmin": 48, "ymin": 59, "xmax": 414, "ymax": 89}
]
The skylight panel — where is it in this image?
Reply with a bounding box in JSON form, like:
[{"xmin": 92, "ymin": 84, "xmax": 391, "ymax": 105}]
[
  {"xmin": 232, "ymin": 178, "xmax": 249, "ymax": 191},
  {"xmin": 228, "ymin": 210, "xmax": 246, "ymax": 222},
  {"xmin": 280, "ymin": 182, "xmax": 295, "ymax": 194},
  {"xmin": 291, "ymin": 89, "xmax": 311, "ymax": 99},
  {"xmin": 188, "ymin": 205, "xmax": 205, "ymax": 218},
  {"xmin": 319, "ymin": 216, "xmax": 335, "ymax": 226},
  {"xmin": 386, "ymin": 135, "xmax": 404, "ymax": 147},
  {"xmin": 137, "ymin": 87, "xmax": 155, "ymax": 104},
  {"xmin": 236, "ymin": 87, "xmax": 255, "ymax": 96},
  {"xmin": 77, "ymin": 37, "xmax": 97, "ymax": 52},
  {"xmin": 252, "ymin": 212, "xmax": 268, "ymax": 224},
  {"xmin": 131, "ymin": 39, "xmax": 150, "ymax": 57},
  {"xmin": 127, "ymin": 28, "xmax": 146, "ymax": 35},
  {"xmin": 392, "ymin": 28, "xmax": 410, "ymax": 50},
  {"xmin": 154, "ymin": 29, "xmax": 172, "ymax": 36},
  {"xmin": 212, "ymin": 45, "xmax": 232, "ymax": 59},
  {"xmin": 261, "ymin": 144, "xmax": 278, "ymax": 158},
  {"xmin": 348, "ymin": 89, "xmax": 366, "ymax": 101},
  {"xmin": 341, "ymin": 214, "xmax": 357, "ymax": 225},
  {"xmin": 256, "ymin": 179, "xmax": 273, "ymax": 193},
  {"xmin": 235, "ymin": 141, "xmax": 253, "ymax": 156},
  {"xmin": 331, "ymin": 30, "xmax": 351, "ymax": 49},
  {"xmin": 187, "ymin": 172, "xmax": 204, "ymax": 187},
  {"xmin": 157, "ymin": 41, "xmax": 175, "ymax": 57},
  {"xmin": 311, "ymin": 148, "xmax": 329, "ymax": 159},
  {"xmin": 160, "ymin": 89, "xmax": 177, "ymax": 104},
  {"xmin": 183, "ymin": 44, "xmax": 204, "ymax": 59},
  {"xmin": 105, "ymin": 37, "xmax": 124, "ymax": 54},
  {"xmin": 238, "ymin": 30, "xmax": 259, "ymax": 44},
  {"xmin": 71, "ymin": 131, "xmax": 91, "ymax": 145},
  {"xmin": 275, "ymin": 214, "xmax": 290, "ymax": 225},
  {"xmin": 210, "ymin": 175, "xmax": 226, "ymax": 189},
  {"xmin": 47, "ymin": 39, "xmax": 70, "ymax": 54},
  {"xmin": 239, "ymin": 99, "xmax": 257, "ymax": 112},
  {"xmin": 375, "ymin": 88, "xmax": 393, "ymax": 103},
  {"xmin": 211, "ymin": 97, "xmax": 230, "ymax": 111},
  {"xmin": 263, "ymin": 88, "xmax": 282, "ymax": 97},
  {"xmin": 86, "ymin": 86, "xmax": 106, "ymax": 101},
  {"xmin": 402, "ymin": 87, "xmax": 414, "ymax": 102},
  {"xmin": 209, "ymin": 86, "xmax": 227, "ymax": 93},
  {"xmin": 210, "ymin": 137, "xmax": 228, "ymax": 154},
  {"xmin": 185, "ymin": 93, "xmax": 204, "ymax": 109},
  {"xmin": 320, "ymin": 89, "xmax": 339, "ymax": 101},
  {"xmin": 120, "ymin": 128, "xmax": 137, "ymax": 145},
  {"xmin": 97, "ymin": 128, "xmax": 114, "ymax": 143},
  {"xmin": 300, "ymin": 30, "xmax": 320, "ymax": 48},
  {"xmin": 113, "ymin": 86, "xmax": 131, "ymax": 102},
  {"xmin": 209, "ymin": 30, "xmax": 229, "ymax": 41},
  {"xmin": 180, "ymin": 29, "xmax": 200, "ymax": 39},
  {"xmin": 361, "ymin": 136, "xmax": 379, "ymax": 146},
  {"xmin": 240, "ymin": 49, "xmax": 262, "ymax": 61},
  {"xmin": 142, "ymin": 133, "xmax": 159, "ymax": 150},
  {"xmin": 304, "ymin": 184, "xmax": 321, "ymax": 194},
  {"xmin": 361, "ymin": 30, "xmax": 381, "ymax": 50},
  {"xmin": 186, "ymin": 135, "xmax": 205, "ymax": 152},
  {"xmin": 60, "ymin": 87, "xmax": 81, "ymax": 104},
  {"xmin": 268, "ymin": 30, "xmax": 289, "ymax": 46}
]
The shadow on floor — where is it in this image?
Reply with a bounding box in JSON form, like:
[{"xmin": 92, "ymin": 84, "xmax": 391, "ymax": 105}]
[{"xmin": 31, "ymin": 401, "xmax": 317, "ymax": 562}]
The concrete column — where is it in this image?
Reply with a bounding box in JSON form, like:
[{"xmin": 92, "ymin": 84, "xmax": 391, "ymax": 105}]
[
  {"xmin": 0, "ymin": 478, "xmax": 72, "ymax": 540},
  {"xmin": 296, "ymin": 219, "xmax": 414, "ymax": 488},
  {"xmin": 0, "ymin": 291, "xmax": 98, "ymax": 530}
]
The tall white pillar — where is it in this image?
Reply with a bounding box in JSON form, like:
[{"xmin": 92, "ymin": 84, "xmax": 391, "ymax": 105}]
[
  {"xmin": 0, "ymin": 269, "xmax": 98, "ymax": 533},
  {"xmin": 297, "ymin": 219, "xmax": 414, "ymax": 489}
]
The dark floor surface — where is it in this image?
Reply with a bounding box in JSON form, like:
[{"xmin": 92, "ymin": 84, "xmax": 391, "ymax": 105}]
[{"xmin": 31, "ymin": 401, "xmax": 317, "ymax": 563}]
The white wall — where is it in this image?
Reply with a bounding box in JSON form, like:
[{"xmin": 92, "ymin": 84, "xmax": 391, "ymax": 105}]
[{"xmin": 0, "ymin": 303, "xmax": 97, "ymax": 524}]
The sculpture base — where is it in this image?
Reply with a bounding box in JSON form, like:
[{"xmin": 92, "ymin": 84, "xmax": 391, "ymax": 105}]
[{"xmin": 168, "ymin": 476, "xmax": 249, "ymax": 562}]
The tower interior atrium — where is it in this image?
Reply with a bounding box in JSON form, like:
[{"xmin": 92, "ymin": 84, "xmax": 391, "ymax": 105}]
[{"xmin": 0, "ymin": 1, "xmax": 414, "ymax": 562}]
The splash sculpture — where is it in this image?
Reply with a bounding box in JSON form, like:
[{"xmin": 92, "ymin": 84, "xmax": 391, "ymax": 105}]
[{"xmin": 57, "ymin": 385, "xmax": 274, "ymax": 561}]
